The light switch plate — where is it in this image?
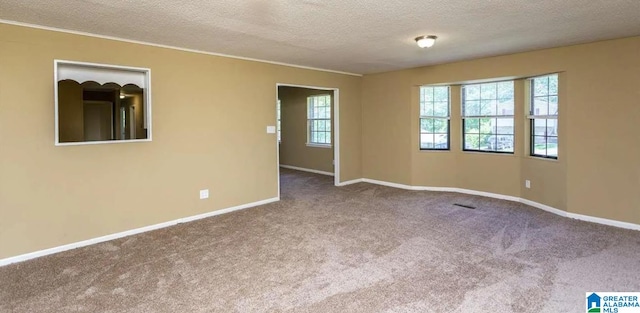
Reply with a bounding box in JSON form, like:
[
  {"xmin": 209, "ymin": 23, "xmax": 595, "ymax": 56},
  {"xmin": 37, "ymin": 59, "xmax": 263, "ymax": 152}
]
[{"xmin": 266, "ymin": 126, "xmax": 276, "ymax": 134}]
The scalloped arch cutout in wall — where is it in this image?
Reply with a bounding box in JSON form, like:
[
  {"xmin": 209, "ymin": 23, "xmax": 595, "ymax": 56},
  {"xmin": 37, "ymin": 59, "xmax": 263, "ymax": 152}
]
[{"xmin": 54, "ymin": 60, "xmax": 151, "ymax": 145}]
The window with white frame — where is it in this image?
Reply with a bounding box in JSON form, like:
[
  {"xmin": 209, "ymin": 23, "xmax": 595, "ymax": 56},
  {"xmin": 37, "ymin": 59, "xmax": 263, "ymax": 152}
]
[
  {"xmin": 462, "ymin": 81, "xmax": 515, "ymax": 153},
  {"xmin": 529, "ymin": 74, "xmax": 558, "ymax": 158},
  {"xmin": 276, "ymin": 99, "xmax": 281, "ymax": 142},
  {"xmin": 307, "ymin": 94, "xmax": 331, "ymax": 146},
  {"xmin": 420, "ymin": 86, "xmax": 450, "ymax": 150}
]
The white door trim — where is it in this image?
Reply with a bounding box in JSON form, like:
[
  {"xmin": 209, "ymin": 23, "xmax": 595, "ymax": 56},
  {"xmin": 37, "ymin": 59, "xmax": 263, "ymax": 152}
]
[{"xmin": 275, "ymin": 84, "xmax": 340, "ymax": 194}]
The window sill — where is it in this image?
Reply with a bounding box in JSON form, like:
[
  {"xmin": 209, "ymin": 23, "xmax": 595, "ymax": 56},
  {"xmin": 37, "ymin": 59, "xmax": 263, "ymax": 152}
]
[
  {"xmin": 462, "ymin": 150, "xmax": 515, "ymax": 156},
  {"xmin": 306, "ymin": 143, "xmax": 332, "ymax": 149},
  {"xmin": 526, "ymin": 155, "xmax": 559, "ymax": 162},
  {"xmin": 55, "ymin": 138, "xmax": 152, "ymax": 146},
  {"xmin": 419, "ymin": 148, "xmax": 450, "ymax": 152}
]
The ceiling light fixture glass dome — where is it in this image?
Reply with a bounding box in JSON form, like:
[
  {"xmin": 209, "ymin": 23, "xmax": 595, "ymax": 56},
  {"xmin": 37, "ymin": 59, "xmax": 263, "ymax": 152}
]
[{"xmin": 415, "ymin": 35, "xmax": 437, "ymax": 48}]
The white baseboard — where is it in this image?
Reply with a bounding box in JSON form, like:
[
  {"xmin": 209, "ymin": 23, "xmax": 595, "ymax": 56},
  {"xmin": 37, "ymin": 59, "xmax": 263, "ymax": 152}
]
[
  {"xmin": 280, "ymin": 164, "xmax": 334, "ymax": 177},
  {"xmin": 362, "ymin": 178, "xmax": 520, "ymax": 202},
  {"xmin": 0, "ymin": 197, "xmax": 280, "ymax": 267},
  {"xmin": 360, "ymin": 178, "xmax": 640, "ymax": 232},
  {"xmin": 361, "ymin": 178, "xmax": 415, "ymax": 190},
  {"xmin": 336, "ymin": 178, "xmax": 364, "ymax": 186},
  {"xmin": 566, "ymin": 212, "xmax": 640, "ymax": 231},
  {"xmin": 520, "ymin": 198, "xmax": 568, "ymax": 217}
]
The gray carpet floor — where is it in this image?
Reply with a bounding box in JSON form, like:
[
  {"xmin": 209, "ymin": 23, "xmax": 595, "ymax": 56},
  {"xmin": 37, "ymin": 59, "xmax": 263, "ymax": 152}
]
[{"xmin": 1, "ymin": 168, "xmax": 639, "ymax": 312}]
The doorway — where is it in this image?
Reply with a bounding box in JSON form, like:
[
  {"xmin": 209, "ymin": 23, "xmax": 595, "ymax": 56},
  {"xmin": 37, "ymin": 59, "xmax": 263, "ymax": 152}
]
[
  {"xmin": 276, "ymin": 84, "xmax": 340, "ymax": 197},
  {"xmin": 83, "ymin": 101, "xmax": 114, "ymax": 141}
]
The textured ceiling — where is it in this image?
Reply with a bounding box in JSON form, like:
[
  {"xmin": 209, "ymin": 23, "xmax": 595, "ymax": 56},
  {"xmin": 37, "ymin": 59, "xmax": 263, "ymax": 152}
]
[{"xmin": 1, "ymin": 0, "xmax": 640, "ymax": 75}]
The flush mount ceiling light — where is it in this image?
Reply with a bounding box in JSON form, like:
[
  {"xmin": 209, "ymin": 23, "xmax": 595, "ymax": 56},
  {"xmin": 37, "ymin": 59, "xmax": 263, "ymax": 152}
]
[{"xmin": 415, "ymin": 35, "xmax": 437, "ymax": 48}]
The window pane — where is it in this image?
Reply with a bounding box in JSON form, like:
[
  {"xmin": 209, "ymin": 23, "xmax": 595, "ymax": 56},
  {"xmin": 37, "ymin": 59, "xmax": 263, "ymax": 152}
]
[
  {"xmin": 496, "ymin": 118, "xmax": 514, "ymax": 134},
  {"xmin": 497, "ymin": 81, "xmax": 514, "ymax": 100},
  {"xmin": 534, "ymin": 77, "xmax": 549, "ymax": 96},
  {"xmin": 420, "ymin": 118, "xmax": 434, "ymax": 132},
  {"xmin": 307, "ymin": 95, "xmax": 331, "ymax": 145},
  {"xmin": 530, "ymin": 74, "xmax": 559, "ymax": 158},
  {"xmin": 481, "ymin": 135, "xmax": 496, "ymax": 151},
  {"xmin": 480, "ymin": 99, "xmax": 497, "ymax": 116},
  {"xmin": 424, "ymin": 87, "xmax": 434, "ymax": 102},
  {"xmin": 434, "ymin": 119, "xmax": 448, "ymax": 133},
  {"xmin": 533, "ymin": 136, "xmax": 547, "ymax": 155},
  {"xmin": 549, "ymin": 75, "xmax": 558, "ymax": 95},
  {"xmin": 464, "ymin": 85, "xmax": 480, "ymax": 100},
  {"xmin": 497, "ymin": 135, "xmax": 514, "ymax": 152},
  {"xmin": 464, "ymin": 118, "xmax": 480, "ymax": 134},
  {"xmin": 533, "ymin": 119, "xmax": 547, "ymax": 136},
  {"xmin": 480, "ymin": 83, "xmax": 497, "ymax": 99},
  {"xmin": 465, "ymin": 134, "xmax": 480, "ymax": 150},
  {"xmin": 480, "ymin": 118, "xmax": 495, "ymax": 134},
  {"xmin": 546, "ymin": 119, "xmax": 558, "ymax": 136},
  {"xmin": 463, "ymin": 81, "xmax": 514, "ymax": 153},
  {"xmin": 434, "ymin": 134, "xmax": 448, "ymax": 149},
  {"xmin": 420, "ymin": 134, "xmax": 435, "ymax": 149},
  {"xmin": 434, "ymin": 87, "xmax": 448, "ymax": 102},
  {"xmin": 420, "ymin": 86, "xmax": 450, "ymax": 150},
  {"xmin": 497, "ymin": 99, "xmax": 513, "ymax": 116},
  {"xmin": 533, "ymin": 96, "xmax": 548, "ymax": 115},
  {"xmin": 464, "ymin": 100, "xmax": 480, "ymax": 116},
  {"xmin": 433, "ymin": 101, "xmax": 448, "ymax": 117},
  {"xmin": 423, "ymin": 103, "xmax": 434, "ymax": 116},
  {"xmin": 479, "ymin": 134, "xmax": 496, "ymax": 151},
  {"xmin": 548, "ymin": 96, "xmax": 558, "ymax": 115},
  {"xmin": 547, "ymin": 137, "xmax": 558, "ymax": 157}
]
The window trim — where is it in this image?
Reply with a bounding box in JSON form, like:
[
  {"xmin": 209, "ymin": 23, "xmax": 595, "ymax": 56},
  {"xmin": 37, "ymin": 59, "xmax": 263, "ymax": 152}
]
[
  {"xmin": 419, "ymin": 86, "xmax": 451, "ymax": 151},
  {"xmin": 306, "ymin": 94, "xmax": 332, "ymax": 147},
  {"xmin": 461, "ymin": 80, "xmax": 515, "ymax": 154},
  {"xmin": 528, "ymin": 74, "xmax": 559, "ymax": 160}
]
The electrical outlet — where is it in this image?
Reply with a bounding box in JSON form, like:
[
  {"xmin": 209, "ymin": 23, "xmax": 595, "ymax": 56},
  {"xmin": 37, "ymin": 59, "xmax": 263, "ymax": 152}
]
[
  {"xmin": 199, "ymin": 189, "xmax": 209, "ymax": 199},
  {"xmin": 525, "ymin": 180, "xmax": 531, "ymax": 189}
]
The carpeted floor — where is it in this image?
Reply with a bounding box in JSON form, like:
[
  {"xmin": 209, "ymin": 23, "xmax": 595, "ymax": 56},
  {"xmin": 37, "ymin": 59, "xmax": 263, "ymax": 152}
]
[{"xmin": 1, "ymin": 168, "xmax": 639, "ymax": 312}]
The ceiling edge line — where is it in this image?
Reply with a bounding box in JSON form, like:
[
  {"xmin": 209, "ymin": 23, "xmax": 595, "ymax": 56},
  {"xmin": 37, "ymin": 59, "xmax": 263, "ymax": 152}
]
[{"xmin": 0, "ymin": 19, "xmax": 363, "ymax": 77}]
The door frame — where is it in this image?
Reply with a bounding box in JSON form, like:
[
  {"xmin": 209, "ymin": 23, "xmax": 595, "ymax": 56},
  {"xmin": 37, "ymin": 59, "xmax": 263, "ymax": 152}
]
[{"xmin": 275, "ymin": 83, "xmax": 340, "ymax": 195}]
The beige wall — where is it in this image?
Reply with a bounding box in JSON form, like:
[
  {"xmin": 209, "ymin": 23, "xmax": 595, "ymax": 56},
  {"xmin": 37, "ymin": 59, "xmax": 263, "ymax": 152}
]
[
  {"xmin": 1, "ymin": 21, "xmax": 638, "ymax": 260},
  {"xmin": 363, "ymin": 36, "xmax": 640, "ymax": 225},
  {"xmin": 278, "ymin": 87, "xmax": 334, "ymax": 173},
  {"xmin": 0, "ymin": 23, "xmax": 362, "ymax": 259}
]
